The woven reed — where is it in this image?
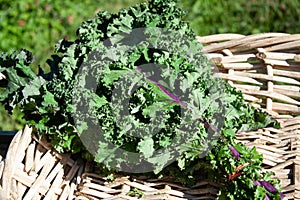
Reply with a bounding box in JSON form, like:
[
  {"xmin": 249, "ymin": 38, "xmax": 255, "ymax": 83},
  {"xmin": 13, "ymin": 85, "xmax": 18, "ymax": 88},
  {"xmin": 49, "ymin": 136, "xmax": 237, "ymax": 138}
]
[
  {"xmin": 0, "ymin": 33, "xmax": 299, "ymax": 199},
  {"xmin": 0, "ymin": 126, "xmax": 219, "ymax": 199},
  {"xmin": 197, "ymin": 33, "xmax": 300, "ymax": 199}
]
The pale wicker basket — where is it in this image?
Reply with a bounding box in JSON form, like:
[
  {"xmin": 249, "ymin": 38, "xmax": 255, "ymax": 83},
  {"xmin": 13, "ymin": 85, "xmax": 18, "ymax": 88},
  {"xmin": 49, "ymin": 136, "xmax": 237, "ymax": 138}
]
[{"xmin": 0, "ymin": 33, "xmax": 299, "ymax": 199}]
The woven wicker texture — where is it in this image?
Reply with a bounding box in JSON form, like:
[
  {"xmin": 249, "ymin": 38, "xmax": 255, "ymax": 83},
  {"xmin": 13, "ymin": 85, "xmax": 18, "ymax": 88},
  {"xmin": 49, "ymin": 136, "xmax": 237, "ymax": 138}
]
[
  {"xmin": 0, "ymin": 33, "xmax": 299, "ymax": 199},
  {"xmin": 0, "ymin": 126, "xmax": 219, "ymax": 200},
  {"xmin": 0, "ymin": 126, "xmax": 85, "ymax": 200},
  {"xmin": 77, "ymin": 173, "xmax": 219, "ymax": 200},
  {"xmin": 197, "ymin": 33, "xmax": 300, "ymax": 199},
  {"xmin": 197, "ymin": 33, "xmax": 300, "ymax": 115}
]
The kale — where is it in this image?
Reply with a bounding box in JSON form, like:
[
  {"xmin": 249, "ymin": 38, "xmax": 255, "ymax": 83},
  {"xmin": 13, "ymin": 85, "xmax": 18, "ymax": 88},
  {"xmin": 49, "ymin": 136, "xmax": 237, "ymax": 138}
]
[{"xmin": 0, "ymin": 0, "xmax": 283, "ymax": 199}]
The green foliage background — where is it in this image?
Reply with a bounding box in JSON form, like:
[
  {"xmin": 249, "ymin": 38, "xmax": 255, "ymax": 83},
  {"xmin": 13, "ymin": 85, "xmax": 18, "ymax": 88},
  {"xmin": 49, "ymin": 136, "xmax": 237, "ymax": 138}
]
[{"xmin": 0, "ymin": 0, "xmax": 299, "ymax": 130}]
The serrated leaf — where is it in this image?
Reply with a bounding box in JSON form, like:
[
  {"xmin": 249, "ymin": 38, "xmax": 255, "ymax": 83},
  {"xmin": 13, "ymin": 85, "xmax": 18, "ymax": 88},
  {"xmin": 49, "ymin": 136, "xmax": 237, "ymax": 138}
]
[
  {"xmin": 137, "ymin": 137, "xmax": 155, "ymax": 158},
  {"xmin": 23, "ymin": 76, "xmax": 45, "ymax": 98},
  {"xmin": 177, "ymin": 157, "xmax": 186, "ymax": 170},
  {"xmin": 90, "ymin": 94, "xmax": 108, "ymax": 109},
  {"xmin": 102, "ymin": 69, "xmax": 131, "ymax": 86},
  {"xmin": 42, "ymin": 91, "xmax": 58, "ymax": 107},
  {"xmin": 148, "ymin": 152, "xmax": 171, "ymax": 174}
]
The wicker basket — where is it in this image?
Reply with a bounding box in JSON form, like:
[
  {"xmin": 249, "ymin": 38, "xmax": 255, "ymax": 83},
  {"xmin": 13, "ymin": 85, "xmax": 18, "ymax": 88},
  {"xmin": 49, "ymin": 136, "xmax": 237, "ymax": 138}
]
[
  {"xmin": 197, "ymin": 33, "xmax": 300, "ymax": 199},
  {"xmin": 0, "ymin": 33, "xmax": 299, "ymax": 199}
]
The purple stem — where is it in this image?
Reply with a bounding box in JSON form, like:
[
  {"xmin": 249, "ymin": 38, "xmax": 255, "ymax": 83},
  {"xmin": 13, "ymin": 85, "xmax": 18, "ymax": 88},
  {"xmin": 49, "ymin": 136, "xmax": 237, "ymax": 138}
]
[
  {"xmin": 228, "ymin": 146, "xmax": 240, "ymax": 160},
  {"xmin": 148, "ymin": 79, "xmax": 187, "ymax": 108},
  {"xmin": 264, "ymin": 194, "xmax": 270, "ymax": 200},
  {"xmin": 254, "ymin": 180, "xmax": 284, "ymax": 199},
  {"xmin": 137, "ymin": 68, "xmax": 221, "ymax": 135},
  {"xmin": 136, "ymin": 69, "xmax": 284, "ymax": 199}
]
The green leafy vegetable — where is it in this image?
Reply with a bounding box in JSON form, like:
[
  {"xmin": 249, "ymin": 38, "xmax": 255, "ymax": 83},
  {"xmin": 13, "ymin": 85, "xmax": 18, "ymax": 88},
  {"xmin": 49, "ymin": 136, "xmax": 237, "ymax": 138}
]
[{"xmin": 0, "ymin": 0, "xmax": 283, "ymax": 199}]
